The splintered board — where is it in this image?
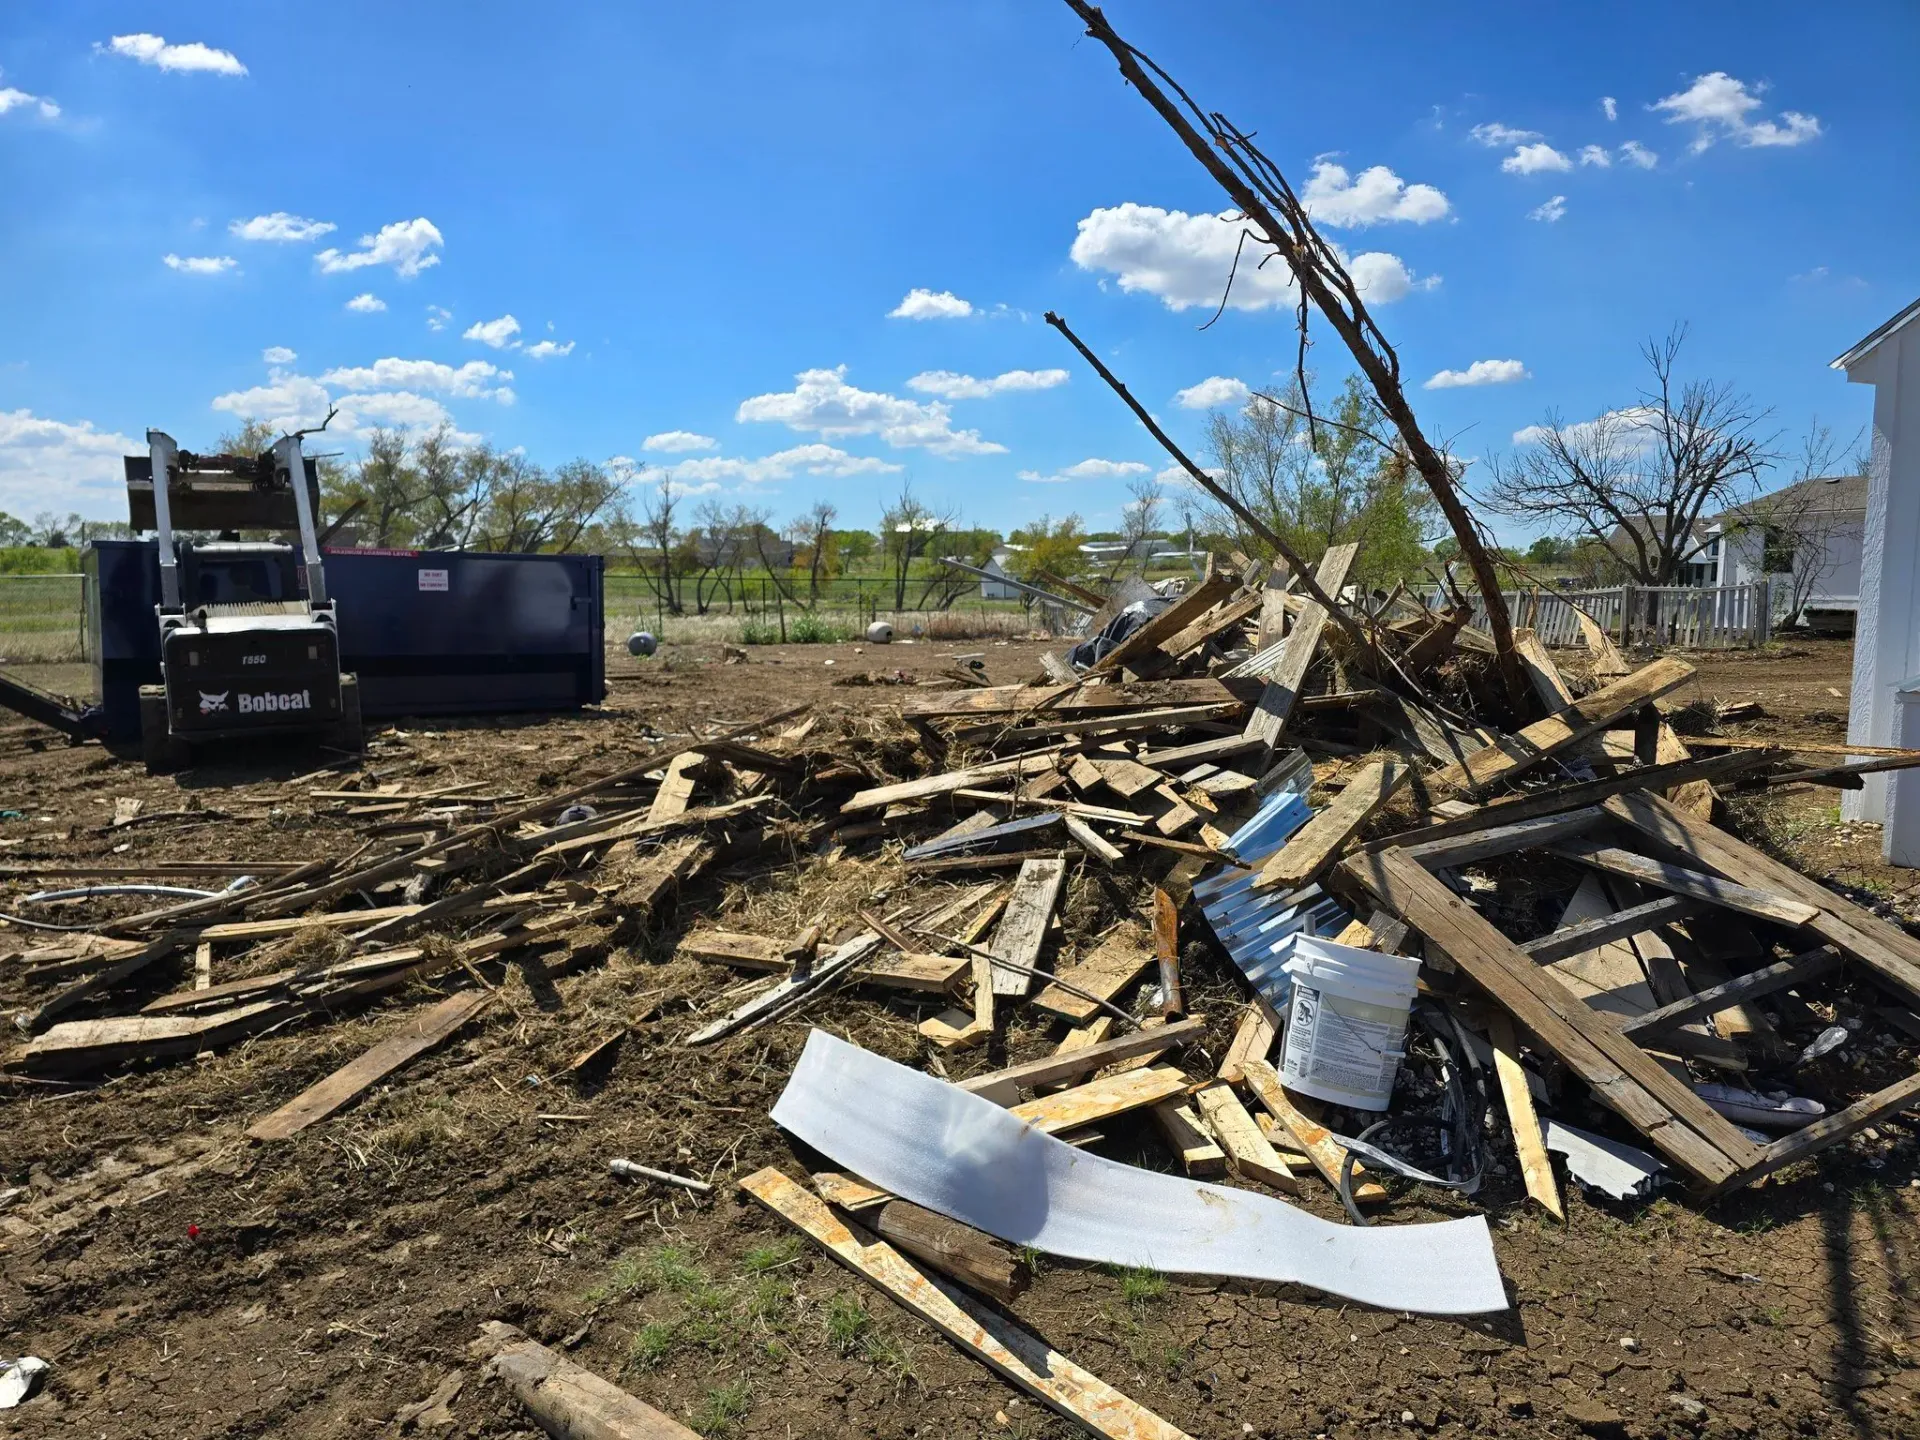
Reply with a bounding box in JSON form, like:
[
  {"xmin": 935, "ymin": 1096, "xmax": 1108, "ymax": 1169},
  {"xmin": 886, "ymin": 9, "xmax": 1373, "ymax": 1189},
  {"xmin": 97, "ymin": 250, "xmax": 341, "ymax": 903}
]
[{"xmin": 987, "ymin": 857, "xmax": 1068, "ymax": 997}]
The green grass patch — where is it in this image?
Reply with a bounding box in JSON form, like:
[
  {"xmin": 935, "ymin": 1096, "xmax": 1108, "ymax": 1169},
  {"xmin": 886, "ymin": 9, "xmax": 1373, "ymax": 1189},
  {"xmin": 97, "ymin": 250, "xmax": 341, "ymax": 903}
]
[
  {"xmin": 627, "ymin": 1321, "xmax": 678, "ymax": 1369},
  {"xmin": 742, "ymin": 1236, "xmax": 802, "ymax": 1274},
  {"xmin": 825, "ymin": 1293, "xmax": 871, "ymax": 1354},
  {"xmin": 583, "ymin": 1255, "xmax": 652, "ymax": 1306},
  {"xmin": 1112, "ymin": 1264, "xmax": 1168, "ymax": 1310},
  {"xmin": 787, "ymin": 612, "xmax": 848, "ymax": 644},
  {"xmin": 738, "ymin": 618, "xmax": 780, "ymax": 645},
  {"xmin": 691, "ymin": 1380, "xmax": 752, "ymax": 1436}
]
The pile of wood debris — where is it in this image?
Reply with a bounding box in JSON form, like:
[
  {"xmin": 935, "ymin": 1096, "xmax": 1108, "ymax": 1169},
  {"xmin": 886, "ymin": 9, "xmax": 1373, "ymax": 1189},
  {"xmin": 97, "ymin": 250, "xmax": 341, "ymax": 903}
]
[{"xmin": 10, "ymin": 547, "xmax": 1920, "ymax": 1436}]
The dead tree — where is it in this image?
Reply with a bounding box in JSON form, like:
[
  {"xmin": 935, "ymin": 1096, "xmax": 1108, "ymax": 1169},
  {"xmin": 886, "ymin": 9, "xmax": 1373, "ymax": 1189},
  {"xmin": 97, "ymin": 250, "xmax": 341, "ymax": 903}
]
[{"xmin": 1059, "ymin": 0, "xmax": 1522, "ymax": 693}]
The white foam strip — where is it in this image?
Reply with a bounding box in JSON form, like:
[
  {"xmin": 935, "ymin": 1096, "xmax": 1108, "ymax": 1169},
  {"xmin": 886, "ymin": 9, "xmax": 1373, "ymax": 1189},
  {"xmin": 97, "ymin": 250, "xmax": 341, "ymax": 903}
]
[{"xmin": 771, "ymin": 1029, "xmax": 1508, "ymax": 1316}]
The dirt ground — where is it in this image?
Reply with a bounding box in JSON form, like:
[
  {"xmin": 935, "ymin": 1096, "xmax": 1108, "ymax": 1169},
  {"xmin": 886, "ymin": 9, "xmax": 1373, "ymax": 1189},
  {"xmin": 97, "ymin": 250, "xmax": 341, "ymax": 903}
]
[{"xmin": 2, "ymin": 633, "xmax": 1917, "ymax": 1440}]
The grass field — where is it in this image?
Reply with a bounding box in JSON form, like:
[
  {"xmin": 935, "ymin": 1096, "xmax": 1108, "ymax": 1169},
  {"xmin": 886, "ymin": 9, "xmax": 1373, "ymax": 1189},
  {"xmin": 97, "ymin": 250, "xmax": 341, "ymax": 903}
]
[{"xmin": 0, "ymin": 573, "xmax": 87, "ymax": 664}]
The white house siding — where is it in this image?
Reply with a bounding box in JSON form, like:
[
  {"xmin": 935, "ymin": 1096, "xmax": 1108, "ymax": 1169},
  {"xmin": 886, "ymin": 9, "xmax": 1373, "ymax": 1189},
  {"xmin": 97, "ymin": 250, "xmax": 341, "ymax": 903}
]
[{"xmin": 1717, "ymin": 518, "xmax": 1864, "ymax": 611}]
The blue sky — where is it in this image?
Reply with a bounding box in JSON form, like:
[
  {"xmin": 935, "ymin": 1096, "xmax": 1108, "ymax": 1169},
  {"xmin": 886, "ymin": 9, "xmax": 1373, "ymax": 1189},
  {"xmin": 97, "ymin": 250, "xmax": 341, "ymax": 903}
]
[{"xmin": 2, "ymin": 1, "xmax": 1914, "ymax": 544}]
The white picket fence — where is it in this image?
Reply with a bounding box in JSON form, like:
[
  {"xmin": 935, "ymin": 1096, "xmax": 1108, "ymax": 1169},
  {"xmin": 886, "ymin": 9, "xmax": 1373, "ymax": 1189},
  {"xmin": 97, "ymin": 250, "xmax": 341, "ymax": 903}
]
[{"xmin": 1448, "ymin": 581, "xmax": 1773, "ymax": 651}]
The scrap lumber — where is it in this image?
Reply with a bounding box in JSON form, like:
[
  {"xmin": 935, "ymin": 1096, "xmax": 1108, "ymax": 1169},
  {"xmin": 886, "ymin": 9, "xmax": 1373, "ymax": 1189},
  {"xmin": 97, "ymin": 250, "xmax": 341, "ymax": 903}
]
[
  {"xmin": 1150, "ymin": 1100, "xmax": 1226, "ymax": 1177},
  {"xmin": 1032, "ymin": 923, "xmax": 1153, "ymax": 1022},
  {"xmin": 1138, "ymin": 734, "xmax": 1265, "ymax": 770},
  {"xmin": 645, "ymin": 752, "xmax": 702, "ymax": 822},
  {"xmin": 1129, "ymin": 590, "xmax": 1264, "ymax": 679},
  {"xmin": 1064, "ymin": 814, "xmax": 1124, "ymax": 866},
  {"xmin": 1008, "ymin": 1065, "xmax": 1189, "ymax": 1133},
  {"xmin": 1521, "ymin": 894, "xmax": 1706, "ymax": 966},
  {"xmin": 16, "ymin": 930, "xmax": 190, "ymax": 1034},
  {"xmin": 1344, "ymin": 849, "xmax": 1763, "ymax": 1186},
  {"xmin": 1216, "ymin": 999, "xmax": 1279, "ymax": 1085},
  {"xmin": 1238, "ymin": 1060, "xmax": 1388, "ymax": 1204},
  {"xmin": 251, "ymin": 703, "xmax": 810, "ymax": 917},
  {"xmin": 1512, "ymin": 628, "xmax": 1574, "ymax": 710},
  {"xmin": 472, "ymin": 1322, "xmax": 699, "ymax": 1440},
  {"xmin": 1254, "ymin": 759, "xmax": 1411, "ymax": 891},
  {"xmin": 686, "ymin": 934, "xmax": 881, "ymax": 1046},
  {"xmin": 1091, "ymin": 756, "xmax": 1166, "ymax": 798},
  {"xmin": 1619, "ymin": 947, "xmax": 1842, "ymax": 1039},
  {"xmin": 1549, "ymin": 838, "xmax": 1821, "ymax": 927},
  {"xmin": 1244, "ymin": 542, "xmax": 1359, "ymax": 748},
  {"xmin": 196, "ymin": 904, "xmax": 421, "ymax": 943},
  {"xmin": 18, "ymin": 997, "xmax": 303, "ymax": 1073},
  {"xmin": 905, "ymin": 678, "xmax": 1235, "ymax": 720},
  {"xmin": 960, "ymin": 1016, "xmax": 1207, "ymax": 1104},
  {"xmin": 1089, "ymin": 571, "xmax": 1236, "ymax": 678},
  {"xmin": 1192, "ymin": 1082, "xmax": 1301, "ymax": 1193},
  {"xmin": 1429, "ymin": 657, "xmax": 1696, "ymax": 795},
  {"xmin": 1485, "ymin": 1012, "xmax": 1563, "ymax": 1221},
  {"xmin": 813, "ymin": 1178, "xmax": 1030, "ymax": 1303},
  {"xmin": 1603, "ymin": 790, "xmax": 1920, "ymax": 1008},
  {"xmin": 739, "ymin": 1169, "xmax": 1194, "ymax": 1440},
  {"xmin": 1730, "ymin": 1071, "xmax": 1920, "ymax": 1191},
  {"xmin": 247, "ymin": 989, "xmax": 493, "ymax": 1142},
  {"xmin": 841, "ymin": 751, "xmax": 1064, "ymax": 814},
  {"xmin": 986, "ymin": 857, "xmax": 1067, "ymax": 997},
  {"xmin": 533, "ymin": 796, "xmax": 768, "ymax": 861},
  {"xmin": 1575, "ymin": 605, "xmax": 1629, "ymax": 678},
  {"xmin": 1536, "ymin": 874, "xmax": 1661, "ymax": 1023}
]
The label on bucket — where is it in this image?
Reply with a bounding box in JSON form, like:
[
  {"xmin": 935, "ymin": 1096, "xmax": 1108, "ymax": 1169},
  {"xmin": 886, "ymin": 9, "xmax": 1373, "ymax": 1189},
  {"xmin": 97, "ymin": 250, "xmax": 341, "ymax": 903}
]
[{"xmin": 1281, "ymin": 983, "xmax": 1406, "ymax": 1110}]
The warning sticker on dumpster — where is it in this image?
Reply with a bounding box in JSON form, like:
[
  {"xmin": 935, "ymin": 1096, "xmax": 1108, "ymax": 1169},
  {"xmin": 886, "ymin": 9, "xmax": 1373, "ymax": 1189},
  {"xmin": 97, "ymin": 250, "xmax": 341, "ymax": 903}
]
[{"xmin": 417, "ymin": 568, "xmax": 449, "ymax": 592}]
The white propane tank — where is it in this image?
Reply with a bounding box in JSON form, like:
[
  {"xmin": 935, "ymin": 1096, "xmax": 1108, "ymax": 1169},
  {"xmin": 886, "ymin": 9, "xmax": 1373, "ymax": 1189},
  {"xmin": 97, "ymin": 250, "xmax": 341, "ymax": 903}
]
[
  {"xmin": 626, "ymin": 631, "xmax": 658, "ymax": 657},
  {"xmin": 865, "ymin": 620, "xmax": 894, "ymax": 644}
]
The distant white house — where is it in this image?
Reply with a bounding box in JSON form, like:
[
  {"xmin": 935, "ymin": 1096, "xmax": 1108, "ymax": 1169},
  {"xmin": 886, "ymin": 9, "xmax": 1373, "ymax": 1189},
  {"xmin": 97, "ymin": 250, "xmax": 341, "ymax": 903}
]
[
  {"xmin": 1710, "ymin": 474, "xmax": 1867, "ymax": 630},
  {"xmin": 979, "ymin": 544, "xmax": 1025, "ymax": 601}
]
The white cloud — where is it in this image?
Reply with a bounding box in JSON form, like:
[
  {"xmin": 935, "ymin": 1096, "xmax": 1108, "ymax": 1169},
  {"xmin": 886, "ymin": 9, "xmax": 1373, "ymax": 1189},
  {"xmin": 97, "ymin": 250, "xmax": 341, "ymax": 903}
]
[
  {"xmin": 425, "ymin": 305, "xmax": 452, "ymax": 331},
  {"xmin": 0, "ymin": 81, "xmax": 60, "ymax": 120},
  {"xmin": 906, "ymin": 368, "xmax": 1069, "ymax": 400},
  {"xmin": 1174, "ymin": 375, "xmax": 1250, "ymax": 409},
  {"xmin": 1618, "ymin": 140, "xmax": 1659, "ymax": 169},
  {"xmin": 0, "ymin": 410, "xmax": 141, "ymax": 517},
  {"xmin": 210, "ymin": 370, "xmax": 332, "ymax": 434},
  {"xmin": 104, "ymin": 34, "xmax": 247, "ymax": 76},
  {"xmin": 1424, "ymin": 359, "xmax": 1530, "ymax": 389},
  {"xmin": 335, "ymin": 391, "xmax": 454, "ymax": 430},
  {"xmin": 1578, "ymin": 145, "xmax": 1612, "ymax": 168},
  {"xmin": 524, "ymin": 339, "xmax": 574, "ymax": 360},
  {"xmin": 1155, "ymin": 463, "xmax": 1221, "ymax": 487},
  {"xmin": 1470, "ymin": 122, "xmax": 1541, "ymax": 147},
  {"xmin": 1653, "ymin": 71, "xmax": 1821, "ymax": 151},
  {"xmin": 671, "ymin": 444, "xmax": 903, "ymax": 486},
  {"xmin": 641, "ymin": 431, "xmax": 718, "ymax": 454},
  {"xmin": 230, "ymin": 212, "xmax": 334, "ymax": 243},
  {"xmin": 1018, "ymin": 458, "xmax": 1151, "ymax": 484},
  {"xmin": 1301, "ymin": 162, "xmax": 1449, "ymax": 226},
  {"xmin": 1513, "ymin": 405, "xmax": 1661, "ymax": 449},
  {"xmin": 346, "ymin": 292, "xmax": 386, "ymax": 313},
  {"xmin": 1602, "ymin": 96, "xmax": 1618, "ymax": 122},
  {"xmin": 1069, "ymin": 203, "xmax": 1427, "ymax": 311},
  {"xmin": 887, "ymin": 288, "xmax": 974, "ymax": 320},
  {"xmin": 316, "ymin": 218, "xmax": 443, "ymax": 278},
  {"xmin": 737, "ymin": 365, "xmax": 1005, "ymax": 457},
  {"xmin": 1501, "ymin": 143, "xmax": 1573, "ymax": 175},
  {"xmin": 262, "ymin": 346, "xmax": 297, "ymax": 365},
  {"xmin": 318, "ymin": 357, "xmax": 513, "ymax": 402},
  {"xmin": 463, "ymin": 314, "xmax": 521, "ymax": 349},
  {"xmin": 1529, "ymin": 195, "xmax": 1568, "ymax": 223},
  {"xmin": 163, "ymin": 253, "xmax": 236, "ymax": 274}
]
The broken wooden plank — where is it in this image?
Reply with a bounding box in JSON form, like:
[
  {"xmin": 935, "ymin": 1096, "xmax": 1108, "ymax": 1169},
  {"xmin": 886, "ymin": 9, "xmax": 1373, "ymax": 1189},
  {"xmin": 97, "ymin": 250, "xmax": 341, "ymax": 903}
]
[
  {"xmin": 959, "ymin": 1016, "xmax": 1208, "ymax": 1105},
  {"xmin": 1603, "ymin": 790, "xmax": 1920, "ymax": 1009},
  {"xmin": 987, "ymin": 857, "xmax": 1067, "ymax": 998},
  {"xmin": 1150, "ymin": 1100, "xmax": 1227, "ymax": 1177},
  {"xmin": 1031, "ymin": 924, "xmax": 1153, "ymax": 1023},
  {"xmin": 1238, "ymin": 1060, "xmax": 1388, "ymax": 1204},
  {"xmin": 1192, "ymin": 1082, "xmax": 1301, "ymax": 1193},
  {"xmin": 1090, "ymin": 572, "xmax": 1237, "ymax": 678},
  {"xmin": 1244, "ymin": 542, "xmax": 1358, "ymax": 748},
  {"xmin": 1512, "ymin": 627, "xmax": 1575, "ymax": 710},
  {"xmin": 1429, "ymin": 657, "xmax": 1696, "ymax": 795},
  {"xmin": 247, "ymin": 989, "xmax": 494, "ymax": 1142},
  {"xmin": 686, "ymin": 934, "xmax": 882, "ymax": 1046},
  {"xmin": 1521, "ymin": 894, "xmax": 1706, "ymax": 966},
  {"xmin": 1485, "ymin": 1012, "xmax": 1563, "ymax": 1221},
  {"xmin": 739, "ymin": 1168, "xmax": 1194, "ymax": 1440},
  {"xmin": 1008, "ymin": 1066, "xmax": 1189, "ymax": 1134},
  {"xmin": 1619, "ymin": 947, "xmax": 1843, "ymax": 1039},
  {"xmin": 1216, "ymin": 1000, "xmax": 1279, "ymax": 1085},
  {"xmin": 1550, "ymin": 838, "xmax": 1821, "ymax": 928},
  {"xmin": 907, "ymin": 678, "xmax": 1237, "ymax": 720},
  {"xmin": 1254, "ymin": 759, "xmax": 1411, "ymax": 891},
  {"xmin": 1736, "ymin": 1071, "xmax": 1920, "ymax": 1190},
  {"xmin": 1137, "ymin": 734, "xmax": 1266, "ymax": 771},
  {"xmin": 1063, "ymin": 813, "xmax": 1124, "ymax": 866},
  {"xmin": 1344, "ymin": 849, "xmax": 1760, "ymax": 1185},
  {"xmin": 472, "ymin": 1322, "xmax": 700, "ymax": 1440},
  {"xmin": 1129, "ymin": 591, "xmax": 1264, "ymax": 679},
  {"xmin": 841, "ymin": 751, "xmax": 1064, "ymax": 814},
  {"xmin": 645, "ymin": 751, "xmax": 702, "ymax": 823}
]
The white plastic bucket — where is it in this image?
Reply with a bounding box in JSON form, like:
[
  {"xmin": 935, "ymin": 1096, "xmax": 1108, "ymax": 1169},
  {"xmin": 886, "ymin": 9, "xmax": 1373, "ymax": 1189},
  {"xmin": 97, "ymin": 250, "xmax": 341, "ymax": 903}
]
[{"xmin": 1279, "ymin": 935, "xmax": 1420, "ymax": 1112}]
